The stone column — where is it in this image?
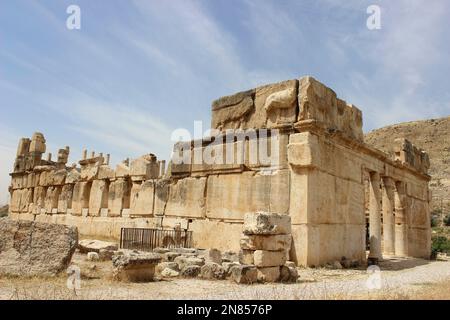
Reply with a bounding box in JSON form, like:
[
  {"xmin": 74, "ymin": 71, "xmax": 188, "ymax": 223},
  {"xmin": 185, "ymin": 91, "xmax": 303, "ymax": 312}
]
[
  {"xmin": 368, "ymin": 171, "xmax": 382, "ymax": 263},
  {"xmin": 382, "ymin": 177, "xmax": 395, "ymax": 255},
  {"xmin": 394, "ymin": 181, "xmax": 408, "ymax": 256}
]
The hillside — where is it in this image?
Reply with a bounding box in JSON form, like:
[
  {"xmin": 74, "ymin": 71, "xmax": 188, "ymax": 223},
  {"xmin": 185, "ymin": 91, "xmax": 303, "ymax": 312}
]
[{"xmin": 365, "ymin": 116, "xmax": 450, "ymax": 212}]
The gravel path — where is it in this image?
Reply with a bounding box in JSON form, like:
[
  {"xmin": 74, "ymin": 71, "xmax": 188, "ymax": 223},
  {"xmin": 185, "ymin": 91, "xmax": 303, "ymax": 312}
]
[{"xmin": 1, "ymin": 257, "xmax": 449, "ymax": 300}]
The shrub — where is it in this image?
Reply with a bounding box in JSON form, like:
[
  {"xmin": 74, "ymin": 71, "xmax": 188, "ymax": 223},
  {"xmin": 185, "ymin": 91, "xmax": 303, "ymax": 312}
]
[
  {"xmin": 444, "ymin": 214, "xmax": 450, "ymax": 227},
  {"xmin": 431, "ymin": 236, "xmax": 450, "ymax": 255}
]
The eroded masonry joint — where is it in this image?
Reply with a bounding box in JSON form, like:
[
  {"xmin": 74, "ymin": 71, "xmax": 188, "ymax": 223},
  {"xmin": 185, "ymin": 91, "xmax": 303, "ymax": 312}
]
[{"xmin": 8, "ymin": 76, "xmax": 432, "ymax": 267}]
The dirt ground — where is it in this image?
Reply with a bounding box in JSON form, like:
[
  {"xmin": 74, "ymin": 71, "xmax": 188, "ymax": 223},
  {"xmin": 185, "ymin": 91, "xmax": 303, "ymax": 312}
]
[{"xmin": 1, "ymin": 253, "xmax": 450, "ymax": 300}]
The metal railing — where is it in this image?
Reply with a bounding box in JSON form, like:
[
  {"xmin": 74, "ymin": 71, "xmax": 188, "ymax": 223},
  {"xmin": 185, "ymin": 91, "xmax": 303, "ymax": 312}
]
[{"xmin": 119, "ymin": 227, "xmax": 193, "ymax": 252}]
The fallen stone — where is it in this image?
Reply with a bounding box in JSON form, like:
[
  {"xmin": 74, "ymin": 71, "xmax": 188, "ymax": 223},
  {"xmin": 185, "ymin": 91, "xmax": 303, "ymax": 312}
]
[
  {"xmin": 230, "ymin": 265, "xmax": 257, "ymax": 284},
  {"xmin": 0, "ymin": 218, "xmax": 78, "ymax": 276},
  {"xmin": 285, "ymin": 261, "xmax": 296, "ymax": 268},
  {"xmin": 156, "ymin": 262, "xmax": 179, "ymax": 274},
  {"xmin": 174, "ymin": 256, "xmax": 204, "ymax": 270},
  {"xmin": 240, "ymin": 234, "xmax": 292, "ymax": 251},
  {"xmin": 112, "ymin": 250, "xmax": 162, "ymax": 282},
  {"xmin": 279, "ymin": 265, "xmax": 298, "ymax": 283},
  {"xmin": 161, "ymin": 268, "xmax": 179, "ymax": 278},
  {"xmin": 222, "ymin": 262, "xmax": 240, "ymax": 275},
  {"xmin": 162, "ymin": 252, "xmax": 182, "ymax": 262},
  {"xmin": 333, "ymin": 261, "xmax": 343, "ymax": 269},
  {"xmin": 200, "ymin": 262, "xmax": 227, "ymax": 280},
  {"xmin": 243, "ymin": 212, "xmax": 291, "ymax": 235},
  {"xmin": 172, "ymin": 248, "xmax": 197, "ymax": 254},
  {"xmin": 180, "ymin": 265, "xmax": 201, "ymax": 278},
  {"xmin": 153, "ymin": 247, "xmax": 171, "ymax": 254},
  {"xmin": 98, "ymin": 248, "xmax": 114, "ymax": 261},
  {"xmin": 257, "ymin": 267, "xmax": 280, "ymax": 283},
  {"xmin": 87, "ymin": 252, "xmax": 99, "ymax": 261},
  {"xmin": 253, "ymin": 250, "xmax": 286, "ymax": 267},
  {"xmin": 78, "ymin": 239, "xmax": 118, "ymax": 254}
]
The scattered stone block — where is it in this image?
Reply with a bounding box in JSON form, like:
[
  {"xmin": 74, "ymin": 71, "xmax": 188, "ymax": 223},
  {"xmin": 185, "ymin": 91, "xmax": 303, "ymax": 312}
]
[
  {"xmin": 222, "ymin": 262, "xmax": 240, "ymax": 275},
  {"xmin": 161, "ymin": 268, "xmax": 179, "ymax": 278},
  {"xmin": 78, "ymin": 239, "xmax": 118, "ymax": 254},
  {"xmin": 98, "ymin": 249, "xmax": 115, "ymax": 261},
  {"xmin": 180, "ymin": 265, "xmax": 201, "ymax": 278},
  {"xmin": 0, "ymin": 218, "xmax": 78, "ymax": 276},
  {"xmin": 257, "ymin": 266, "xmax": 280, "ymax": 283},
  {"xmin": 162, "ymin": 252, "xmax": 182, "ymax": 262},
  {"xmin": 156, "ymin": 262, "xmax": 179, "ymax": 274},
  {"xmin": 253, "ymin": 250, "xmax": 286, "ymax": 267},
  {"xmin": 279, "ymin": 265, "xmax": 298, "ymax": 283},
  {"xmin": 230, "ymin": 265, "xmax": 257, "ymax": 284},
  {"xmin": 87, "ymin": 252, "xmax": 99, "ymax": 261},
  {"xmin": 112, "ymin": 250, "xmax": 162, "ymax": 282},
  {"xmin": 222, "ymin": 251, "xmax": 239, "ymax": 263},
  {"xmin": 243, "ymin": 212, "xmax": 291, "ymax": 235},
  {"xmin": 200, "ymin": 262, "xmax": 227, "ymax": 280}
]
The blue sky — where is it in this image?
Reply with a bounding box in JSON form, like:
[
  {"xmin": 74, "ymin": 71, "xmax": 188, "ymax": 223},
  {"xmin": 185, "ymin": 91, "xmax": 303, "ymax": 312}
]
[{"xmin": 1, "ymin": 0, "xmax": 449, "ymax": 204}]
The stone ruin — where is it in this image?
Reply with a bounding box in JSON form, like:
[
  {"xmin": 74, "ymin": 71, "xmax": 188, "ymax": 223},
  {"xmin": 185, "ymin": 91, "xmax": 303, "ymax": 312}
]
[{"xmin": 8, "ymin": 76, "xmax": 432, "ymax": 268}]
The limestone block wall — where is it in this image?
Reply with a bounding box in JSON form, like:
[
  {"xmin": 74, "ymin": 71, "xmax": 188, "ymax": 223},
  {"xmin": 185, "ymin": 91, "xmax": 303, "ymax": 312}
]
[{"xmin": 9, "ymin": 76, "xmax": 432, "ymax": 266}]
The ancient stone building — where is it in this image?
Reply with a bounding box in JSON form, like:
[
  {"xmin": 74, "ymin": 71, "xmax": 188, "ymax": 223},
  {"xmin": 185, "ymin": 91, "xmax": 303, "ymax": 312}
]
[{"xmin": 8, "ymin": 76, "xmax": 432, "ymax": 266}]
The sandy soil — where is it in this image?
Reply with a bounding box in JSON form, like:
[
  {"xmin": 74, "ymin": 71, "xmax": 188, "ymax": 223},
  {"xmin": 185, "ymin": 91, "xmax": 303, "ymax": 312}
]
[{"xmin": 1, "ymin": 253, "xmax": 449, "ymax": 300}]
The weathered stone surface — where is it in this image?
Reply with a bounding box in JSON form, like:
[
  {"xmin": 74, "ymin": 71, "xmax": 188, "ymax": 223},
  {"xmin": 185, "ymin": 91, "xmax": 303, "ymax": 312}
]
[
  {"xmin": 200, "ymin": 262, "xmax": 227, "ymax": 280},
  {"xmin": 174, "ymin": 256, "xmax": 204, "ymax": 270},
  {"xmin": 130, "ymin": 180, "xmax": 154, "ymax": 217},
  {"xmin": 240, "ymin": 234, "xmax": 292, "ymax": 251},
  {"xmin": 253, "ymin": 250, "xmax": 286, "ymax": 267},
  {"xmin": 180, "ymin": 265, "xmax": 201, "ymax": 278},
  {"xmin": 161, "ymin": 268, "xmax": 179, "ymax": 278},
  {"xmin": 243, "ymin": 212, "xmax": 291, "ymax": 235},
  {"xmin": 78, "ymin": 239, "xmax": 118, "ymax": 254},
  {"xmin": 211, "ymin": 89, "xmax": 255, "ymax": 130},
  {"xmin": 0, "ymin": 218, "xmax": 78, "ymax": 276},
  {"xmin": 89, "ymin": 180, "xmax": 109, "ymax": 216},
  {"xmin": 239, "ymin": 249, "xmax": 254, "ymax": 265},
  {"xmin": 200, "ymin": 248, "xmax": 222, "ymax": 264},
  {"xmin": 279, "ymin": 265, "xmax": 298, "ymax": 283},
  {"xmin": 112, "ymin": 250, "xmax": 162, "ymax": 282},
  {"xmin": 257, "ymin": 266, "xmax": 280, "ymax": 283},
  {"xmin": 87, "ymin": 252, "xmax": 99, "ymax": 261},
  {"xmin": 156, "ymin": 262, "xmax": 179, "ymax": 274},
  {"xmin": 230, "ymin": 265, "xmax": 257, "ymax": 284},
  {"xmin": 222, "ymin": 262, "xmax": 240, "ymax": 275},
  {"xmin": 222, "ymin": 251, "xmax": 239, "ymax": 263}
]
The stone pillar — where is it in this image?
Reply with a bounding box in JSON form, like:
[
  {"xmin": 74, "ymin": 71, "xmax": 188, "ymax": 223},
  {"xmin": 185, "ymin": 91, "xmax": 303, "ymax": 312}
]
[
  {"xmin": 382, "ymin": 177, "xmax": 395, "ymax": 255},
  {"xmin": 394, "ymin": 181, "xmax": 408, "ymax": 256},
  {"xmin": 82, "ymin": 149, "xmax": 87, "ymax": 160},
  {"xmin": 368, "ymin": 171, "xmax": 382, "ymax": 263}
]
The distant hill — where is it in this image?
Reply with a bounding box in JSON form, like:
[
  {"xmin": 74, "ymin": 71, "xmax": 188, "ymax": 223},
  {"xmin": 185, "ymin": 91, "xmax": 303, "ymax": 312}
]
[{"xmin": 365, "ymin": 116, "xmax": 450, "ymax": 212}]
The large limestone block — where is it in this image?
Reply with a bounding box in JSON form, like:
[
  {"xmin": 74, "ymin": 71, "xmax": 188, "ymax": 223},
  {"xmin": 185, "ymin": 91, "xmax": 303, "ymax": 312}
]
[
  {"xmin": 165, "ymin": 177, "xmax": 206, "ymax": 218},
  {"xmin": 253, "ymin": 250, "xmax": 286, "ymax": 267},
  {"xmin": 33, "ymin": 187, "xmax": 47, "ymax": 214},
  {"xmin": 297, "ymin": 76, "xmax": 363, "ymax": 141},
  {"xmin": 51, "ymin": 169, "xmax": 67, "ymax": 186},
  {"xmin": 130, "ymin": 155, "xmax": 159, "ymax": 180},
  {"xmin": 112, "ymin": 250, "xmax": 161, "ymax": 282},
  {"xmin": 66, "ymin": 169, "xmax": 81, "ymax": 184},
  {"xmin": 10, "ymin": 190, "xmax": 21, "ymax": 213},
  {"xmin": 243, "ymin": 212, "xmax": 291, "ymax": 235},
  {"xmin": 130, "ymin": 180, "xmax": 154, "ymax": 217},
  {"xmin": 0, "ymin": 218, "xmax": 78, "ymax": 276},
  {"xmin": 29, "ymin": 132, "xmax": 46, "ymax": 154},
  {"xmin": 115, "ymin": 163, "xmax": 130, "ymax": 178},
  {"xmin": 190, "ymin": 220, "xmax": 242, "ymax": 253},
  {"xmin": 206, "ymin": 172, "xmax": 254, "ymax": 220},
  {"xmin": 58, "ymin": 184, "xmax": 74, "ymax": 213},
  {"xmin": 44, "ymin": 186, "xmax": 61, "ymax": 213},
  {"xmin": 108, "ymin": 178, "xmax": 131, "ymax": 217},
  {"xmin": 89, "ymin": 180, "xmax": 109, "ymax": 216},
  {"xmin": 211, "ymin": 89, "xmax": 255, "ymax": 130},
  {"xmin": 154, "ymin": 180, "xmax": 169, "ymax": 215},
  {"xmin": 71, "ymin": 181, "xmax": 91, "ymax": 216},
  {"xmin": 257, "ymin": 266, "xmax": 280, "ymax": 283},
  {"xmin": 240, "ymin": 234, "xmax": 292, "ymax": 251},
  {"xmin": 78, "ymin": 239, "xmax": 118, "ymax": 253},
  {"xmin": 230, "ymin": 265, "xmax": 257, "ymax": 284},
  {"xmin": 80, "ymin": 165, "xmax": 99, "ymax": 181},
  {"xmin": 98, "ymin": 165, "xmax": 115, "ymax": 180}
]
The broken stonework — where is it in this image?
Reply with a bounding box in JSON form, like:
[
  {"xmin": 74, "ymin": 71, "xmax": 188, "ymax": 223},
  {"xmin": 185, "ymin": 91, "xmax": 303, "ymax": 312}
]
[
  {"xmin": 200, "ymin": 262, "xmax": 227, "ymax": 280},
  {"xmin": 112, "ymin": 250, "xmax": 162, "ymax": 282},
  {"xmin": 78, "ymin": 239, "xmax": 118, "ymax": 254},
  {"xmin": 0, "ymin": 218, "xmax": 78, "ymax": 276},
  {"xmin": 230, "ymin": 265, "xmax": 258, "ymax": 284},
  {"xmin": 180, "ymin": 265, "xmax": 201, "ymax": 278}
]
